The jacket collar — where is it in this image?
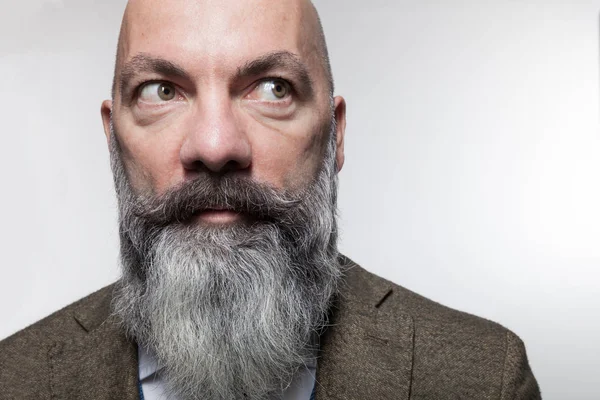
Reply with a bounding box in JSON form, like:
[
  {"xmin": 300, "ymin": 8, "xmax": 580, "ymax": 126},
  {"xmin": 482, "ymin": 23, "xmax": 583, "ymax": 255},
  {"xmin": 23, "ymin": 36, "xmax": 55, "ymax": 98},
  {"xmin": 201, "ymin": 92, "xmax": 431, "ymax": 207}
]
[
  {"xmin": 314, "ymin": 261, "xmax": 415, "ymax": 400},
  {"xmin": 48, "ymin": 289, "xmax": 139, "ymax": 400}
]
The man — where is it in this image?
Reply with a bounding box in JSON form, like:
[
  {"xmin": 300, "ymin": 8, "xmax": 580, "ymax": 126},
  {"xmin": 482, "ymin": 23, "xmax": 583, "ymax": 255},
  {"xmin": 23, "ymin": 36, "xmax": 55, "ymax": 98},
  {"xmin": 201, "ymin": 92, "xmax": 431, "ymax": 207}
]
[{"xmin": 0, "ymin": 0, "xmax": 541, "ymax": 399}]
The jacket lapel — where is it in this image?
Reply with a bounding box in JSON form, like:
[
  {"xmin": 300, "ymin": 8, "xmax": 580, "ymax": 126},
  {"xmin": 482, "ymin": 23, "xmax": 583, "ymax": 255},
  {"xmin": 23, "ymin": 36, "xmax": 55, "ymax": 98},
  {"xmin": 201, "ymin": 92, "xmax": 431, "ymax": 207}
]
[
  {"xmin": 48, "ymin": 295, "xmax": 139, "ymax": 400},
  {"xmin": 314, "ymin": 266, "xmax": 415, "ymax": 400}
]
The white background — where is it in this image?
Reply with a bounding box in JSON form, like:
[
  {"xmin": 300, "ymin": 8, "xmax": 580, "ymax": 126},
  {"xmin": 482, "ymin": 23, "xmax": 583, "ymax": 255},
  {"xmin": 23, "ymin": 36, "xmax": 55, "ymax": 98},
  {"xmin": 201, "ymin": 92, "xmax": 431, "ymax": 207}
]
[{"xmin": 1, "ymin": 1, "xmax": 599, "ymax": 398}]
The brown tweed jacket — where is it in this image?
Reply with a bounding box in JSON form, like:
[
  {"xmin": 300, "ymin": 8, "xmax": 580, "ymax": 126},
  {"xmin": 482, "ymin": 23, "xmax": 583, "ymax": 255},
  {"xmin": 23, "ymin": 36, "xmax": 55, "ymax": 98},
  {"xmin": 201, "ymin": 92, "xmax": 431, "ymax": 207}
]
[{"xmin": 0, "ymin": 259, "xmax": 541, "ymax": 399}]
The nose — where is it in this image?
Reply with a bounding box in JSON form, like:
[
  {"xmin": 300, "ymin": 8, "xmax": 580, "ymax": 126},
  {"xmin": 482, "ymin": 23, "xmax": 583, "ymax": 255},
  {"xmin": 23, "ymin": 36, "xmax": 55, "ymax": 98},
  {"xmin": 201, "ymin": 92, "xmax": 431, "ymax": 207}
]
[{"xmin": 179, "ymin": 97, "xmax": 251, "ymax": 175}]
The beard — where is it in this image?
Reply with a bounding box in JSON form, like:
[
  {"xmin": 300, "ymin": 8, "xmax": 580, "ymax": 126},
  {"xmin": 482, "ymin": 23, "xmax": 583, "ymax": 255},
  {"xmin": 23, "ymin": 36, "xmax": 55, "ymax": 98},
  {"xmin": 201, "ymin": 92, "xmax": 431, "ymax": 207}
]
[{"xmin": 110, "ymin": 119, "xmax": 342, "ymax": 400}]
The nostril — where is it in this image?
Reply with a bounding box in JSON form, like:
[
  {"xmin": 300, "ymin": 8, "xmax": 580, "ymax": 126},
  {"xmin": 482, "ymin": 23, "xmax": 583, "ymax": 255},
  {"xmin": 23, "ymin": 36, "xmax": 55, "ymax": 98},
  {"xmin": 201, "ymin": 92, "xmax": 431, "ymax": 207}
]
[
  {"xmin": 185, "ymin": 160, "xmax": 207, "ymax": 173},
  {"xmin": 183, "ymin": 159, "xmax": 250, "ymax": 177},
  {"xmin": 221, "ymin": 160, "xmax": 245, "ymax": 173}
]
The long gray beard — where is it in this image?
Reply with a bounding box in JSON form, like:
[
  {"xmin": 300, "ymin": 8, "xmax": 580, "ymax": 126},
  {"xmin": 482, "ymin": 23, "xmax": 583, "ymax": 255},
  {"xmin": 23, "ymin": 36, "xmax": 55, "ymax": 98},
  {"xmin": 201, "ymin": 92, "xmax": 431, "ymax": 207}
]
[{"xmin": 110, "ymin": 121, "xmax": 342, "ymax": 400}]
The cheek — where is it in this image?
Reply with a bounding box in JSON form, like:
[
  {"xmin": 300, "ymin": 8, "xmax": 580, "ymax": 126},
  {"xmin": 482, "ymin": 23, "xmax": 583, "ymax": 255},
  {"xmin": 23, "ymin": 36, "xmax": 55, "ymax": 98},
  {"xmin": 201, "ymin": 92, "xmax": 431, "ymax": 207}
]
[
  {"xmin": 116, "ymin": 120, "xmax": 185, "ymax": 194},
  {"xmin": 246, "ymin": 118, "xmax": 327, "ymax": 191}
]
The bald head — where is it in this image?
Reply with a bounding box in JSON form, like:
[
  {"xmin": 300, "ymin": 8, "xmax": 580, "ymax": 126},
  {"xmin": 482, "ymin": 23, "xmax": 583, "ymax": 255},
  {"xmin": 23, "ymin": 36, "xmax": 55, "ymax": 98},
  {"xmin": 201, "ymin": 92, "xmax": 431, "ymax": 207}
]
[
  {"xmin": 101, "ymin": 0, "xmax": 347, "ymax": 200},
  {"xmin": 111, "ymin": 0, "xmax": 333, "ymax": 100}
]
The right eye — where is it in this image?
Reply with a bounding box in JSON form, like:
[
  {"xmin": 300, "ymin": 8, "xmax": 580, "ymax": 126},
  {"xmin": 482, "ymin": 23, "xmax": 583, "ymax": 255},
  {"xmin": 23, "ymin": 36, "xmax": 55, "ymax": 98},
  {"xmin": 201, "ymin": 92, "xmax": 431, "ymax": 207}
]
[{"xmin": 139, "ymin": 82, "xmax": 177, "ymax": 103}]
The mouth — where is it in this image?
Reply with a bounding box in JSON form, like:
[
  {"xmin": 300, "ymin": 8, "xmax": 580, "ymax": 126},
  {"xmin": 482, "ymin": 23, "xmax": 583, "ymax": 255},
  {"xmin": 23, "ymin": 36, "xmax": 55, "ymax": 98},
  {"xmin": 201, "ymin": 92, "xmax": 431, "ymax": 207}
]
[{"xmin": 191, "ymin": 208, "xmax": 244, "ymax": 225}]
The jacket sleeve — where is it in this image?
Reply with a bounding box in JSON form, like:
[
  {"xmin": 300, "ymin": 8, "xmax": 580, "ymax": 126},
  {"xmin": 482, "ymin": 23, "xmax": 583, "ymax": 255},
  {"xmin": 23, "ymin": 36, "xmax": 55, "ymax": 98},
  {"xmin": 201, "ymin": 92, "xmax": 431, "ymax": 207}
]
[{"xmin": 500, "ymin": 331, "xmax": 542, "ymax": 400}]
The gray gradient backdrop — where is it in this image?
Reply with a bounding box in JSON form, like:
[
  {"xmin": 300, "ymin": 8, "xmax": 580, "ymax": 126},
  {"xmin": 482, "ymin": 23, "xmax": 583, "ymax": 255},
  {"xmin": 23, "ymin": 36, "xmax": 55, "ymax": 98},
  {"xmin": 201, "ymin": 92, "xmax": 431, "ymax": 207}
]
[{"xmin": 1, "ymin": 1, "xmax": 599, "ymax": 399}]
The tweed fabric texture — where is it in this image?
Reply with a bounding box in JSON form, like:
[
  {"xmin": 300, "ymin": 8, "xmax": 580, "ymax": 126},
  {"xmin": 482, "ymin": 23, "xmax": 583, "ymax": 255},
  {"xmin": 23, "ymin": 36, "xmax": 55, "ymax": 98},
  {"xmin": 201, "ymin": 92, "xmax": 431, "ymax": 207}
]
[{"xmin": 0, "ymin": 257, "xmax": 541, "ymax": 399}]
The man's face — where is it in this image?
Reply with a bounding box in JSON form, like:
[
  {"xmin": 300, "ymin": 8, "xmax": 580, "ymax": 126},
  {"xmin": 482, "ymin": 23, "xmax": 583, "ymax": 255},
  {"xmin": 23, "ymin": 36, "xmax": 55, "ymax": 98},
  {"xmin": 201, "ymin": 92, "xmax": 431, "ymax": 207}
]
[
  {"xmin": 104, "ymin": 2, "xmax": 345, "ymax": 398},
  {"xmin": 102, "ymin": 0, "xmax": 345, "ymax": 221}
]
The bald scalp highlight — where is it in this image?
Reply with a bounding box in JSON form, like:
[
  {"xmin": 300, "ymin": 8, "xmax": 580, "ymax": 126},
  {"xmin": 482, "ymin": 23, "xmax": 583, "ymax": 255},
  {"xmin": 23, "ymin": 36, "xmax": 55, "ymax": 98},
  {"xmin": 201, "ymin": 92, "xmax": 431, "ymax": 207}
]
[{"xmin": 110, "ymin": 0, "xmax": 334, "ymax": 100}]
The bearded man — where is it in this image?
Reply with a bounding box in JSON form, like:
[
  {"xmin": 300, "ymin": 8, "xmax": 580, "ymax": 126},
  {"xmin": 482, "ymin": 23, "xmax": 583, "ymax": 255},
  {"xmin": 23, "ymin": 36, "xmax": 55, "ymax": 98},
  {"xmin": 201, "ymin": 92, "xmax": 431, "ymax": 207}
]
[{"xmin": 0, "ymin": 0, "xmax": 541, "ymax": 399}]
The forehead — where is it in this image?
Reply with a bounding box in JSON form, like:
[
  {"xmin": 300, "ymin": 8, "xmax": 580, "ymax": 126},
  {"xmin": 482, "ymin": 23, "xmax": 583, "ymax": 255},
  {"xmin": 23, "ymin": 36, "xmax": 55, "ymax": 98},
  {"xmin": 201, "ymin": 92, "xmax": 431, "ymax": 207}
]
[{"xmin": 121, "ymin": 0, "xmax": 314, "ymax": 75}]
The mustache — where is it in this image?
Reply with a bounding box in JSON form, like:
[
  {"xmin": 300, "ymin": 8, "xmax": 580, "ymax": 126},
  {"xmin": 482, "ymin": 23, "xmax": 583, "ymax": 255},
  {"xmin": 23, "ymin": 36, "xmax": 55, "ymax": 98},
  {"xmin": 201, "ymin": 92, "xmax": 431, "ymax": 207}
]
[{"xmin": 128, "ymin": 173, "xmax": 302, "ymax": 226}]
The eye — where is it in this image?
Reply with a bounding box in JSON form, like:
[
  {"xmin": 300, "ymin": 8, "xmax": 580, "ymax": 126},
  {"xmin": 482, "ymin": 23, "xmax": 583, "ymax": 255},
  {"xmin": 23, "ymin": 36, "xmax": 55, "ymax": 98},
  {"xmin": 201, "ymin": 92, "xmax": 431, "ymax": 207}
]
[
  {"xmin": 252, "ymin": 79, "xmax": 291, "ymax": 101},
  {"xmin": 139, "ymin": 82, "xmax": 177, "ymax": 103}
]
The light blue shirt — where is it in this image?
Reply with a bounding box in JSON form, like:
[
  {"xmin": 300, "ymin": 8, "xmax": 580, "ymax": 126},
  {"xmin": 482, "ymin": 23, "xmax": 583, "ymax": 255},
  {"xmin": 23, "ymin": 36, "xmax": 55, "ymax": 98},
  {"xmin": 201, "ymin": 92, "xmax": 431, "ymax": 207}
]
[{"xmin": 139, "ymin": 345, "xmax": 317, "ymax": 400}]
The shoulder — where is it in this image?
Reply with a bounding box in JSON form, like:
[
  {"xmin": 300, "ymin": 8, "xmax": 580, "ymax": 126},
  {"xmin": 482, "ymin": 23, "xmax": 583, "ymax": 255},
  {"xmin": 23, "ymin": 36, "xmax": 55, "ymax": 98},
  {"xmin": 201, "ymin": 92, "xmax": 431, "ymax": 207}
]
[
  {"xmin": 0, "ymin": 286, "xmax": 115, "ymax": 396},
  {"xmin": 0, "ymin": 285, "xmax": 114, "ymax": 348},
  {"xmin": 341, "ymin": 256, "xmax": 508, "ymax": 338},
  {"xmin": 339, "ymin": 256, "xmax": 541, "ymax": 399}
]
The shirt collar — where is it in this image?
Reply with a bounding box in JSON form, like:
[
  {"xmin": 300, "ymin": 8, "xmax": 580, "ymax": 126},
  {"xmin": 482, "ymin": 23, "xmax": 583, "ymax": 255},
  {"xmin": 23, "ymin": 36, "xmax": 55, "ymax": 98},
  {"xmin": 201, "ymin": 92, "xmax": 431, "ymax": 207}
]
[{"xmin": 138, "ymin": 344, "xmax": 162, "ymax": 381}]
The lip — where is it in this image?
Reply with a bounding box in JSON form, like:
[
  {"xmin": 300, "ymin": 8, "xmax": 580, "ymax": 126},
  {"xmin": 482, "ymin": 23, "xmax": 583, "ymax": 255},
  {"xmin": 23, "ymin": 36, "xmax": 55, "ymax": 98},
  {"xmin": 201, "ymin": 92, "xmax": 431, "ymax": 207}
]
[{"xmin": 193, "ymin": 209, "xmax": 242, "ymax": 224}]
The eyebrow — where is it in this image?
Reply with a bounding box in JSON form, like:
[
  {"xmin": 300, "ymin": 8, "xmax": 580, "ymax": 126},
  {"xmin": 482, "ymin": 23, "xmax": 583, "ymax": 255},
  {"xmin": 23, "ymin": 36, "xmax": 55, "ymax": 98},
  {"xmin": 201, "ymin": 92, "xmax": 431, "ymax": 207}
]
[
  {"xmin": 236, "ymin": 51, "xmax": 314, "ymax": 98},
  {"xmin": 119, "ymin": 54, "xmax": 191, "ymax": 102}
]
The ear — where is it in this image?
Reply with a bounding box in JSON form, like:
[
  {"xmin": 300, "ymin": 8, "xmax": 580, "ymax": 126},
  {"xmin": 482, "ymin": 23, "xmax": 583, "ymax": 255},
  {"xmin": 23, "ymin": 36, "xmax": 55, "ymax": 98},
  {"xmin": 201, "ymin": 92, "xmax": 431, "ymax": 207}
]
[
  {"xmin": 100, "ymin": 100, "xmax": 113, "ymax": 146},
  {"xmin": 333, "ymin": 96, "xmax": 346, "ymax": 172}
]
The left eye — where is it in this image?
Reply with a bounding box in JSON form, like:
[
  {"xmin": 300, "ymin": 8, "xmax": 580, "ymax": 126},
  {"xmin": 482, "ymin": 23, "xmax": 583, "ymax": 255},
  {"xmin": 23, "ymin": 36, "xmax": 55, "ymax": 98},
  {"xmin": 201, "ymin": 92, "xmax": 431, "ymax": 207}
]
[
  {"xmin": 253, "ymin": 79, "xmax": 291, "ymax": 101},
  {"xmin": 139, "ymin": 82, "xmax": 177, "ymax": 103}
]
